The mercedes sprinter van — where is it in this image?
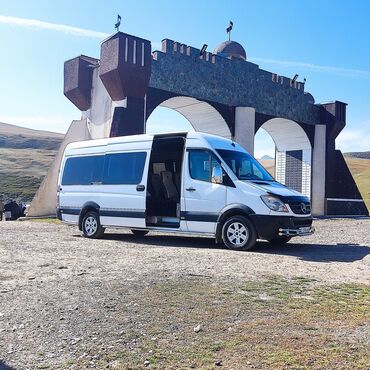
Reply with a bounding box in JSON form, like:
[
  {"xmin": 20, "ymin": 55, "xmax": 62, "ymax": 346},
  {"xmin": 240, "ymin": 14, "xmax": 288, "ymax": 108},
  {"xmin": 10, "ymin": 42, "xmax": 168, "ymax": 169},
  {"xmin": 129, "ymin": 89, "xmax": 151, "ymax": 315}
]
[{"xmin": 57, "ymin": 132, "xmax": 314, "ymax": 250}]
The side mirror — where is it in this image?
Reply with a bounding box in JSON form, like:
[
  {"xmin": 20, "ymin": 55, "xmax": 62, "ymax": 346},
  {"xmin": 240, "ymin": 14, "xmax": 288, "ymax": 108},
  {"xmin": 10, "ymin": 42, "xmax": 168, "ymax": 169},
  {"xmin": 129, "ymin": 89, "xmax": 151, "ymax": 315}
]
[{"xmin": 211, "ymin": 165, "xmax": 223, "ymax": 184}]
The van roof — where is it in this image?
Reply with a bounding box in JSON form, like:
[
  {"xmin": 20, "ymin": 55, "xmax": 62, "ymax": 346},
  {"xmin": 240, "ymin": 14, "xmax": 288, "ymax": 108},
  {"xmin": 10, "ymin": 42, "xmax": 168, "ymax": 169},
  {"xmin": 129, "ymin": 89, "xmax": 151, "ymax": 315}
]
[{"xmin": 65, "ymin": 131, "xmax": 245, "ymax": 153}]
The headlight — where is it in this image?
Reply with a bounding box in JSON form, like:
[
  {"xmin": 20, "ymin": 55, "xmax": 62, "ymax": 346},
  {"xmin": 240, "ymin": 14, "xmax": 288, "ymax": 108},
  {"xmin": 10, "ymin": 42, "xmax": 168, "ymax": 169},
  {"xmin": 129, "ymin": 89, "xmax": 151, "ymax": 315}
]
[{"xmin": 261, "ymin": 195, "xmax": 289, "ymax": 212}]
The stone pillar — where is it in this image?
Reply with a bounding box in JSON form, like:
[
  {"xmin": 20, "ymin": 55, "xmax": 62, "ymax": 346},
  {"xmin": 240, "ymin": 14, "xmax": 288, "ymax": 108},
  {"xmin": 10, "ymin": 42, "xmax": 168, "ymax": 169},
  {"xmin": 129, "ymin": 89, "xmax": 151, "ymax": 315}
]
[
  {"xmin": 64, "ymin": 55, "xmax": 99, "ymax": 111},
  {"xmin": 99, "ymin": 32, "xmax": 151, "ymax": 137},
  {"xmin": 234, "ymin": 107, "xmax": 255, "ymax": 154},
  {"xmin": 28, "ymin": 119, "xmax": 91, "ymax": 217},
  {"xmin": 85, "ymin": 67, "xmax": 114, "ymax": 139},
  {"xmin": 311, "ymin": 124, "xmax": 326, "ymax": 216},
  {"xmin": 110, "ymin": 96, "xmax": 146, "ymax": 137}
]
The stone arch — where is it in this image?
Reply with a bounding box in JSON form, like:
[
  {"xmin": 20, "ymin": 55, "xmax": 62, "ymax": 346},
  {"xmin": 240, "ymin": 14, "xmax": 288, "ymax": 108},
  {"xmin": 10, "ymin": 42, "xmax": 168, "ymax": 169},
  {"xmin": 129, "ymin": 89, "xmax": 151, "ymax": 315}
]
[
  {"xmin": 256, "ymin": 118, "xmax": 312, "ymax": 198},
  {"xmin": 146, "ymin": 95, "xmax": 232, "ymax": 138}
]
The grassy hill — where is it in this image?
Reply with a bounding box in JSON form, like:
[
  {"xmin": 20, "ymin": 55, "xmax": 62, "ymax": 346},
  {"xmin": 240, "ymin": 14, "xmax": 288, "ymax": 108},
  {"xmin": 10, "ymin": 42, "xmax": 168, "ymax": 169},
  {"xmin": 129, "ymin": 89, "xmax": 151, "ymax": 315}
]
[
  {"xmin": 0, "ymin": 122, "xmax": 63, "ymax": 150},
  {"xmin": 344, "ymin": 155, "xmax": 370, "ymax": 211},
  {"xmin": 0, "ymin": 123, "xmax": 63, "ymax": 203},
  {"xmin": 343, "ymin": 152, "xmax": 370, "ymax": 211}
]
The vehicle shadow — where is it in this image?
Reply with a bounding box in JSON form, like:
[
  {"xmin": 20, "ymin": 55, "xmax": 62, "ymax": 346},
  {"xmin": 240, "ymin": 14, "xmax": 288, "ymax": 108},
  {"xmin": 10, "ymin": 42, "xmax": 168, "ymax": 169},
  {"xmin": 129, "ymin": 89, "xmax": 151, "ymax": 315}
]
[
  {"xmin": 256, "ymin": 241, "xmax": 370, "ymax": 263},
  {"xmin": 101, "ymin": 232, "xmax": 217, "ymax": 249},
  {"xmin": 95, "ymin": 232, "xmax": 370, "ymax": 263},
  {"xmin": 0, "ymin": 361, "xmax": 15, "ymax": 370}
]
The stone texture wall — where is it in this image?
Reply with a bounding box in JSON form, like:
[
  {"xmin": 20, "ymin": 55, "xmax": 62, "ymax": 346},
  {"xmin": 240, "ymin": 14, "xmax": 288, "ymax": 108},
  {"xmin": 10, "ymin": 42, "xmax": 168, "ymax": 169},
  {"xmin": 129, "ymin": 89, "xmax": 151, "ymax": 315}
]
[{"xmin": 149, "ymin": 39, "xmax": 321, "ymax": 125}]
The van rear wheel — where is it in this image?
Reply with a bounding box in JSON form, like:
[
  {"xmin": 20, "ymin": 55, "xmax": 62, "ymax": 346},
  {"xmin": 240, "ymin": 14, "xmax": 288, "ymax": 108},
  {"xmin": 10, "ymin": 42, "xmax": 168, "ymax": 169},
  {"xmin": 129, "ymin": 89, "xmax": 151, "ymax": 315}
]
[
  {"xmin": 131, "ymin": 229, "xmax": 149, "ymax": 236},
  {"xmin": 221, "ymin": 216, "xmax": 257, "ymax": 251},
  {"xmin": 82, "ymin": 211, "xmax": 105, "ymax": 239}
]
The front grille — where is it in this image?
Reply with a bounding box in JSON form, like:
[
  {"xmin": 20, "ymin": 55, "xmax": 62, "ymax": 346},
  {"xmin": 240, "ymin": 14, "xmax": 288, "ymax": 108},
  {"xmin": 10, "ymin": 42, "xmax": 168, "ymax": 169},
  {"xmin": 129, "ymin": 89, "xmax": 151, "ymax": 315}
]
[{"xmin": 289, "ymin": 202, "xmax": 311, "ymax": 215}]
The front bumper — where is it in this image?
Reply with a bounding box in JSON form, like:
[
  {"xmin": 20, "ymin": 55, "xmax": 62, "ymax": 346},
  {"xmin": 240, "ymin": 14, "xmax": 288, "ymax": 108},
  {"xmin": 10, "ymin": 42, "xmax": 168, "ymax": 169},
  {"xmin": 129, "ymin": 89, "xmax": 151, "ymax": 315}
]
[
  {"xmin": 250, "ymin": 215, "xmax": 314, "ymax": 240},
  {"xmin": 278, "ymin": 226, "xmax": 315, "ymax": 237},
  {"xmin": 56, "ymin": 207, "xmax": 63, "ymax": 221}
]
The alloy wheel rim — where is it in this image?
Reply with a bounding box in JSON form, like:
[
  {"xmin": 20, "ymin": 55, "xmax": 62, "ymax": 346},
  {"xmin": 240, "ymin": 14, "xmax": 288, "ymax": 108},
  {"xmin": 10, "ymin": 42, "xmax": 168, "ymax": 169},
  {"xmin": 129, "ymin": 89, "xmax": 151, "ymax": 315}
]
[
  {"xmin": 85, "ymin": 216, "xmax": 98, "ymax": 236},
  {"xmin": 227, "ymin": 222, "xmax": 248, "ymax": 247}
]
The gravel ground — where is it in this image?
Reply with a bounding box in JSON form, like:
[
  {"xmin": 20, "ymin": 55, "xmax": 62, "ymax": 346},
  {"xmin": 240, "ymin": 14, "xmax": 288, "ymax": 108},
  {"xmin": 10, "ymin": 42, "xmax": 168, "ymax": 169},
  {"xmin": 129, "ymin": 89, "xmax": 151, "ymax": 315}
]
[{"xmin": 0, "ymin": 218, "xmax": 369, "ymax": 369}]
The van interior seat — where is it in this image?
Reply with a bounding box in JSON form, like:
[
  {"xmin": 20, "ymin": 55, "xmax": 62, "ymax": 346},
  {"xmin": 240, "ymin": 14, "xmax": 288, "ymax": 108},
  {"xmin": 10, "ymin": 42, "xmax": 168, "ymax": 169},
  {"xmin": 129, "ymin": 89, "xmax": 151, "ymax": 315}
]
[
  {"xmin": 174, "ymin": 173, "xmax": 181, "ymax": 193},
  {"xmin": 161, "ymin": 171, "xmax": 179, "ymax": 200},
  {"xmin": 150, "ymin": 173, "xmax": 163, "ymax": 198}
]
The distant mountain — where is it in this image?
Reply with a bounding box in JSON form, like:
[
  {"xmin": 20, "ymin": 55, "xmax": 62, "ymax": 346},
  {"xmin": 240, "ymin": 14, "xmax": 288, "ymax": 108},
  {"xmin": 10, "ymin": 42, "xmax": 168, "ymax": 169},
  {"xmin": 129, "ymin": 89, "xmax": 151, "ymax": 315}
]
[
  {"xmin": 0, "ymin": 122, "xmax": 64, "ymax": 150},
  {"xmin": 344, "ymin": 151, "xmax": 370, "ymax": 160},
  {"xmin": 0, "ymin": 123, "xmax": 64, "ymax": 203},
  {"xmin": 260, "ymin": 155, "xmax": 274, "ymax": 160},
  {"xmin": 258, "ymin": 156, "xmax": 275, "ymax": 177}
]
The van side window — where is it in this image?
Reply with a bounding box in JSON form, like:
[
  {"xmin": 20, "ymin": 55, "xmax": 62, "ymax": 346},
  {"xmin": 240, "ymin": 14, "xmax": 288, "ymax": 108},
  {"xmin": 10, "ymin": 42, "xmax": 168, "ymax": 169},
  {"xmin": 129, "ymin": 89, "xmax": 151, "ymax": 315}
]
[
  {"xmin": 189, "ymin": 150, "xmax": 218, "ymax": 182},
  {"xmin": 62, "ymin": 156, "xmax": 104, "ymax": 185},
  {"xmin": 103, "ymin": 152, "xmax": 147, "ymax": 185}
]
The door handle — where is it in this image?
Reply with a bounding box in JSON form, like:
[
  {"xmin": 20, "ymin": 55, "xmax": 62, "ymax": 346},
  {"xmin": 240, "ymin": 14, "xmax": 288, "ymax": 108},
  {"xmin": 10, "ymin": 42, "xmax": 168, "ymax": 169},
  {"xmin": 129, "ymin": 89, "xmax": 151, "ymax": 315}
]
[
  {"xmin": 186, "ymin": 187, "xmax": 196, "ymax": 192},
  {"xmin": 136, "ymin": 185, "xmax": 145, "ymax": 192}
]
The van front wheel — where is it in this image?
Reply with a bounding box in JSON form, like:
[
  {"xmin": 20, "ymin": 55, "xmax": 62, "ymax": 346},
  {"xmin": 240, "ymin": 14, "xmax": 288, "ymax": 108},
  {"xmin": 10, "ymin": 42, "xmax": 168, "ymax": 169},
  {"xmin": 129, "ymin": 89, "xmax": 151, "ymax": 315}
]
[
  {"xmin": 82, "ymin": 211, "xmax": 105, "ymax": 239},
  {"xmin": 221, "ymin": 216, "xmax": 257, "ymax": 251}
]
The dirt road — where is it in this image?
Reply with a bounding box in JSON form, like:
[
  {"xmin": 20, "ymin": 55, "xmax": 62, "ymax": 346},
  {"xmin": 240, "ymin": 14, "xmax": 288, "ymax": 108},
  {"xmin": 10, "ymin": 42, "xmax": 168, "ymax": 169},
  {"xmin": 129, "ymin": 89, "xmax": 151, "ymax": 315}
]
[{"xmin": 0, "ymin": 218, "xmax": 369, "ymax": 369}]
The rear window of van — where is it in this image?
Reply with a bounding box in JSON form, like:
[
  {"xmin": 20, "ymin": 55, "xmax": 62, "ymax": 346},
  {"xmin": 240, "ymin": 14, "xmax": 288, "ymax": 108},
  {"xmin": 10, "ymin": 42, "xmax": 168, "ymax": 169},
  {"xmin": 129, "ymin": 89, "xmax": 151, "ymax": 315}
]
[
  {"xmin": 61, "ymin": 152, "xmax": 147, "ymax": 185},
  {"xmin": 62, "ymin": 155, "xmax": 104, "ymax": 185}
]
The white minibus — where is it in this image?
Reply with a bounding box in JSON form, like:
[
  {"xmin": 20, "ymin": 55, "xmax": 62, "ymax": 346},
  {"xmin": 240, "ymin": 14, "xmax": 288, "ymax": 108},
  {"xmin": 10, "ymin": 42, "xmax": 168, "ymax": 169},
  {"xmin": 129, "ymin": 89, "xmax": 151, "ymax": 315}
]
[{"xmin": 57, "ymin": 132, "xmax": 314, "ymax": 250}]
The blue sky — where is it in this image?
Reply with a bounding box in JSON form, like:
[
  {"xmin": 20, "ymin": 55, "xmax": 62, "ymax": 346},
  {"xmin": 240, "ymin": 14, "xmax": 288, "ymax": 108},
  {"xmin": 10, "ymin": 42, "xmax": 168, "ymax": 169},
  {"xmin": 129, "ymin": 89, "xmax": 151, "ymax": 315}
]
[{"xmin": 0, "ymin": 0, "xmax": 369, "ymax": 157}]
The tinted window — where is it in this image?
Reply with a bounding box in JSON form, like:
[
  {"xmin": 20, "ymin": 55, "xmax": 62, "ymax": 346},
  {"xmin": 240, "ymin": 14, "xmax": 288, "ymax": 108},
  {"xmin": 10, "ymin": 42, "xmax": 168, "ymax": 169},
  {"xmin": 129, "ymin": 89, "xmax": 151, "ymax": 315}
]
[
  {"xmin": 62, "ymin": 156, "xmax": 104, "ymax": 185},
  {"xmin": 189, "ymin": 150, "xmax": 219, "ymax": 182},
  {"xmin": 103, "ymin": 152, "xmax": 147, "ymax": 185},
  {"xmin": 217, "ymin": 149, "xmax": 273, "ymax": 181}
]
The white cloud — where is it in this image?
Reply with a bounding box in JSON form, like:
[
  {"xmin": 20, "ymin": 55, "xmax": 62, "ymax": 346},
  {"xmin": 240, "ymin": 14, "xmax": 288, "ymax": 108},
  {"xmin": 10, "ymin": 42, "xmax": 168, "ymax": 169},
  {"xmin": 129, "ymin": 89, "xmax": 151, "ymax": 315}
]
[
  {"xmin": 250, "ymin": 57, "xmax": 370, "ymax": 80},
  {"xmin": 0, "ymin": 15, "xmax": 109, "ymax": 39},
  {"xmin": 336, "ymin": 126, "xmax": 370, "ymax": 153}
]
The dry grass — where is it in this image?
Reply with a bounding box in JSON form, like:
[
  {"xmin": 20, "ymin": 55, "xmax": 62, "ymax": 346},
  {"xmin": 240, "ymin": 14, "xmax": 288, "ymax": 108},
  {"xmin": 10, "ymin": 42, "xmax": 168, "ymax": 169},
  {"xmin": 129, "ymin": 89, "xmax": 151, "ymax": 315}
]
[
  {"xmin": 344, "ymin": 157, "xmax": 370, "ymax": 210},
  {"xmin": 0, "ymin": 147, "xmax": 57, "ymax": 202},
  {"xmin": 65, "ymin": 277, "xmax": 370, "ymax": 369},
  {"xmin": 28, "ymin": 217, "xmax": 61, "ymax": 224},
  {"xmin": 0, "ymin": 147, "xmax": 57, "ymax": 177}
]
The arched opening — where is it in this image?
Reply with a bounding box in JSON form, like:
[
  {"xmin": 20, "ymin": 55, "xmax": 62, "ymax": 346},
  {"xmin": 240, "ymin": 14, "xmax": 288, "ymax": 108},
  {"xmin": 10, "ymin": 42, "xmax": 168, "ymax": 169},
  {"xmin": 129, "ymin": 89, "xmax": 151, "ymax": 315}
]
[
  {"xmin": 254, "ymin": 128, "xmax": 276, "ymax": 177},
  {"xmin": 146, "ymin": 106, "xmax": 193, "ymax": 134},
  {"xmin": 255, "ymin": 118, "xmax": 312, "ymax": 198},
  {"xmin": 146, "ymin": 96, "xmax": 232, "ymax": 138}
]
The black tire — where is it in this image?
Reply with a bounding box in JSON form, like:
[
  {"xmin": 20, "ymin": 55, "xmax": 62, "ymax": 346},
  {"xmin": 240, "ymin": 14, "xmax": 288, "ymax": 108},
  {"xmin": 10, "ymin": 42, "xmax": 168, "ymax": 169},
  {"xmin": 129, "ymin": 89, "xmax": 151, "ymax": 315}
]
[
  {"xmin": 268, "ymin": 236, "xmax": 292, "ymax": 246},
  {"xmin": 82, "ymin": 211, "xmax": 105, "ymax": 239},
  {"xmin": 131, "ymin": 229, "xmax": 149, "ymax": 236},
  {"xmin": 221, "ymin": 215, "xmax": 257, "ymax": 251}
]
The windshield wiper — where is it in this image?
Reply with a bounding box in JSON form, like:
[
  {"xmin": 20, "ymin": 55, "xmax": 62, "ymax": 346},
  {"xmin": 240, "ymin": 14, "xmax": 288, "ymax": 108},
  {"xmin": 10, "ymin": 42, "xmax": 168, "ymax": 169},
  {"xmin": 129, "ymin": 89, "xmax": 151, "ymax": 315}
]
[
  {"xmin": 253, "ymin": 179, "xmax": 274, "ymax": 182},
  {"xmin": 240, "ymin": 178, "xmax": 264, "ymax": 181},
  {"xmin": 241, "ymin": 178, "xmax": 274, "ymax": 182}
]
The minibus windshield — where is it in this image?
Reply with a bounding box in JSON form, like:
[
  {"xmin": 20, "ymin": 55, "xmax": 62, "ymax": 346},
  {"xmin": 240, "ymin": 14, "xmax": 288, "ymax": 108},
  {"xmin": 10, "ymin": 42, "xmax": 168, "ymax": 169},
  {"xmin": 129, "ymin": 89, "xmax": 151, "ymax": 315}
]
[{"xmin": 216, "ymin": 149, "xmax": 274, "ymax": 181}]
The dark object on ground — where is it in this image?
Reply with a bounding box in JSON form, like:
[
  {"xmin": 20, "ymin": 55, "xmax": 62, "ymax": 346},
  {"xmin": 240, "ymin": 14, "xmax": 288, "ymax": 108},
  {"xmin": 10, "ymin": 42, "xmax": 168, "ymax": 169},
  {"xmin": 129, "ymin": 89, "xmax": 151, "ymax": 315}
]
[
  {"xmin": 131, "ymin": 229, "xmax": 149, "ymax": 236},
  {"xmin": 4, "ymin": 200, "xmax": 25, "ymax": 221},
  {"xmin": 0, "ymin": 201, "xmax": 3, "ymax": 221}
]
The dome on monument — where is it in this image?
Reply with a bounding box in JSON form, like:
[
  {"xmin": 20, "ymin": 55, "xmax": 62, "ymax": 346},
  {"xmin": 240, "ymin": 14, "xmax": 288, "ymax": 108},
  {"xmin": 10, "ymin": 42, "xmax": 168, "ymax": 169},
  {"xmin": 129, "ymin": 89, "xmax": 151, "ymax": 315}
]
[{"xmin": 213, "ymin": 40, "xmax": 246, "ymax": 60}]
